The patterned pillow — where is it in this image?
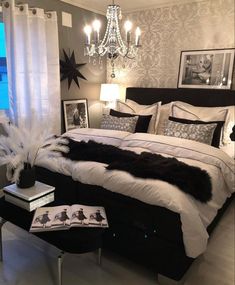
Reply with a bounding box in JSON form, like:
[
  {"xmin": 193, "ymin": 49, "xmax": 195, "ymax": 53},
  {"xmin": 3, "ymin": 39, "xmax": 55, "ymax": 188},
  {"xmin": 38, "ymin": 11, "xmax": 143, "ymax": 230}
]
[
  {"xmin": 168, "ymin": 116, "xmax": 224, "ymax": 148},
  {"xmin": 100, "ymin": 114, "xmax": 138, "ymax": 133},
  {"xmin": 164, "ymin": 120, "xmax": 217, "ymax": 145},
  {"xmin": 110, "ymin": 109, "xmax": 152, "ymax": 133}
]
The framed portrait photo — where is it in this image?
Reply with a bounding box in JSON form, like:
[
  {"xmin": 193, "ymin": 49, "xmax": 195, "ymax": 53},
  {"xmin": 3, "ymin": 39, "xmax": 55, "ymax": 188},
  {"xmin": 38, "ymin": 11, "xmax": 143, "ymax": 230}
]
[
  {"xmin": 63, "ymin": 99, "xmax": 89, "ymax": 132},
  {"xmin": 177, "ymin": 48, "xmax": 235, "ymax": 89}
]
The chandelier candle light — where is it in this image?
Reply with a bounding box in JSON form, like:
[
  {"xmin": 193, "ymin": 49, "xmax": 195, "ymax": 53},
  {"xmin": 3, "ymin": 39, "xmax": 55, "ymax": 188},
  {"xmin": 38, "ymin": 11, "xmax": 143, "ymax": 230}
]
[{"xmin": 84, "ymin": 0, "xmax": 141, "ymax": 78}]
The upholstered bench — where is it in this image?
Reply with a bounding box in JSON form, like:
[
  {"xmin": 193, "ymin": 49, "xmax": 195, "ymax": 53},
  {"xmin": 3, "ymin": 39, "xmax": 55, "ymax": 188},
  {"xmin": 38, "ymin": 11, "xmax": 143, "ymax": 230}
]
[{"xmin": 0, "ymin": 197, "xmax": 105, "ymax": 285}]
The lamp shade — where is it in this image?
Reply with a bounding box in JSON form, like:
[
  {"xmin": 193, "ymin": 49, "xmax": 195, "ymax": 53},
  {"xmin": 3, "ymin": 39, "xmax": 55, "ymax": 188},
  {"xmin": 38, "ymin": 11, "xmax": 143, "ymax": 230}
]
[{"xmin": 100, "ymin": 84, "xmax": 119, "ymax": 102}]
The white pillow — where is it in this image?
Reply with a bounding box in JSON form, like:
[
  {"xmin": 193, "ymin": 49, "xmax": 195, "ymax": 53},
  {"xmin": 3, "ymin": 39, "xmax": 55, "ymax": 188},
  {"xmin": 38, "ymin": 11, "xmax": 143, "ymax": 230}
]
[
  {"xmin": 156, "ymin": 102, "xmax": 173, "ymax": 135},
  {"xmin": 156, "ymin": 101, "xmax": 191, "ymax": 135},
  {"xmin": 220, "ymin": 142, "xmax": 235, "ymax": 159},
  {"xmin": 116, "ymin": 99, "xmax": 161, "ymax": 134},
  {"xmin": 171, "ymin": 102, "xmax": 235, "ymax": 145}
]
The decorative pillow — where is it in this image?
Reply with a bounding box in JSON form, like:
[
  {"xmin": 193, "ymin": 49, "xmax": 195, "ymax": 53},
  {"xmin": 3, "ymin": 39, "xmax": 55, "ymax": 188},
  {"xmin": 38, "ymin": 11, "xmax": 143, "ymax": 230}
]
[
  {"xmin": 116, "ymin": 99, "xmax": 161, "ymax": 134},
  {"xmin": 171, "ymin": 102, "xmax": 234, "ymax": 145},
  {"xmin": 230, "ymin": 125, "xmax": 235, "ymax": 141},
  {"xmin": 156, "ymin": 102, "xmax": 173, "ymax": 135},
  {"xmin": 100, "ymin": 114, "xmax": 138, "ymax": 133},
  {"xmin": 164, "ymin": 120, "xmax": 217, "ymax": 145},
  {"xmin": 168, "ymin": 116, "xmax": 224, "ymax": 148},
  {"xmin": 110, "ymin": 109, "xmax": 152, "ymax": 133}
]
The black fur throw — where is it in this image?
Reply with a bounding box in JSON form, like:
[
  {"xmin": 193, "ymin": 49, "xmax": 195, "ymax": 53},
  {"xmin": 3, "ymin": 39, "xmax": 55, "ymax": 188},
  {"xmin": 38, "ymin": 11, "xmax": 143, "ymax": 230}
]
[{"xmin": 63, "ymin": 139, "xmax": 212, "ymax": 203}]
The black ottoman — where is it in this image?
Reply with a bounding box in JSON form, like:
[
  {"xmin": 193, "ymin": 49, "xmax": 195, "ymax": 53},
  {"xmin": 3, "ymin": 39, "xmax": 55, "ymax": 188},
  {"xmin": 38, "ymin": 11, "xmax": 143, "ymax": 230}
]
[{"xmin": 0, "ymin": 198, "xmax": 105, "ymax": 285}]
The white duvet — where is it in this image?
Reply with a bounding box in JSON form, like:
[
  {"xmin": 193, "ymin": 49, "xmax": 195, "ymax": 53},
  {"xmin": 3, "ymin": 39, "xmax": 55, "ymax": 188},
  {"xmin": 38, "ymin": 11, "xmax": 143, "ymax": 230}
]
[{"xmin": 38, "ymin": 128, "xmax": 235, "ymax": 258}]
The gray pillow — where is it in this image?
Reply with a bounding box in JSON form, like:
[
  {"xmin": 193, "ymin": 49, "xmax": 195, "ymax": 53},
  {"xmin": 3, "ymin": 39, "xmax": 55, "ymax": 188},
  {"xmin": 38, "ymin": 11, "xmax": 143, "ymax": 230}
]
[
  {"xmin": 100, "ymin": 114, "xmax": 138, "ymax": 133},
  {"xmin": 164, "ymin": 120, "xmax": 217, "ymax": 145}
]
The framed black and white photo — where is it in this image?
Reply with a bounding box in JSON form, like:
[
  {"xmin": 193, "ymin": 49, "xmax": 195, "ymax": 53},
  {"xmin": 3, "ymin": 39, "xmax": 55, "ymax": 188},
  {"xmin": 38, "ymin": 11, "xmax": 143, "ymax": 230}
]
[
  {"xmin": 177, "ymin": 48, "xmax": 235, "ymax": 89},
  {"xmin": 63, "ymin": 99, "xmax": 89, "ymax": 132}
]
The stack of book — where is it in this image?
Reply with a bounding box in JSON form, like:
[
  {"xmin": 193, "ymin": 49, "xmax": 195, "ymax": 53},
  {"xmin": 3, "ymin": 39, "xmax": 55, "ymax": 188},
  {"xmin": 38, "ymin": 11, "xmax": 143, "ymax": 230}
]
[{"xmin": 3, "ymin": 181, "xmax": 55, "ymax": 212}]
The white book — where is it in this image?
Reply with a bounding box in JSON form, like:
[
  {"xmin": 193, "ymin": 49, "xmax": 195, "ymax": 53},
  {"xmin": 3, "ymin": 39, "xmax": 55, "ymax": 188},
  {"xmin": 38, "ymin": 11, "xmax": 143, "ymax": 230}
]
[
  {"xmin": 3, "ymin": 181, "xmax": 55, "ymax": 211},
  {"xmin": 4, "ymin": 192, "xmax": 55, "ymax": 212},
  {"xmin": 3, "ymin": 181, "xmax": 55, "ymax": 201}
]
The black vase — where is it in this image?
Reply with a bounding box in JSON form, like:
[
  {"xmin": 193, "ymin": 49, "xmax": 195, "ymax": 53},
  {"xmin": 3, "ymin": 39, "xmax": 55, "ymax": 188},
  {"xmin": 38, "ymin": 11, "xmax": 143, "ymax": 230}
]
[{"xmin": 17, "ymin": 164, "xmax": 36, "ymax": 189}]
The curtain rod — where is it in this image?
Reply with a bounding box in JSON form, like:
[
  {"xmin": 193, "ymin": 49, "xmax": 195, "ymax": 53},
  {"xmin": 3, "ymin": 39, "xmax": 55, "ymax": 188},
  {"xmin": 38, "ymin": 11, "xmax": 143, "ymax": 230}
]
[
  {"xmin": 0, "ymin": 1, "xmax": 10, "ymax": 8},
  {"xmin": 0, "ymin": 1, "xmax": 52, "ymax": 17}
]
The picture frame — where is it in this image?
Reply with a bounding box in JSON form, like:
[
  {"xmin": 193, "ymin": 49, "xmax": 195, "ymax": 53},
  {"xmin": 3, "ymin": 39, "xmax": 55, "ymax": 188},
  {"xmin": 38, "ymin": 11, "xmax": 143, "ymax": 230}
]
[
  {"xmin": 63, "ymin": 99, "xmax": 89, "ymax": 132},
  {"xmin": 177, "ymin": 48, "xmax": 235, "ymax": 89}
]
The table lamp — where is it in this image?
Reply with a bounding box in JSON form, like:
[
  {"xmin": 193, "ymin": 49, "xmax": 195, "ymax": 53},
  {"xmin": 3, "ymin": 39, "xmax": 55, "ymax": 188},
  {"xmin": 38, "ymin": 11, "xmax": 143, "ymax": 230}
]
[{"xmin": 100, "ymin": 83, "xmax": 120, "ymax": 110}]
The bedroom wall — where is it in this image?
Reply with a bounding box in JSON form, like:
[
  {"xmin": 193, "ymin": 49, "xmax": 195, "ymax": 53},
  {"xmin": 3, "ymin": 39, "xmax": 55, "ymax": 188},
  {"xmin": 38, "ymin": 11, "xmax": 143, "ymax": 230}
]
[
  {"xmin": 18, "ymin": 0, "xmax": 106, "ymax": 129},
  {"xmin": 108, "ymin": 0, "xmax": 235, "ymax": 94}
]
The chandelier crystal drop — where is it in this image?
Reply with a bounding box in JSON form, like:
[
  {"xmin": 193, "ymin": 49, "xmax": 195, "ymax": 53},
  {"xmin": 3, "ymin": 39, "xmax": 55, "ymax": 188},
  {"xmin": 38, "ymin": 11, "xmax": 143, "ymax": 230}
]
[{"xmin": 84, "ymin": 0, "xmax": 141, "ymax": 78}]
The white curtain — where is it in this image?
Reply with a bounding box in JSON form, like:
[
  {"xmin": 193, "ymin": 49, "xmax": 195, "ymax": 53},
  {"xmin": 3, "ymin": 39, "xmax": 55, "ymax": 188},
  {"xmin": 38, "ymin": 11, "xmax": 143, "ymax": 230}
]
[{"xmin": 3, "ymin": 0, "xmax": 61, "ymax": 134}]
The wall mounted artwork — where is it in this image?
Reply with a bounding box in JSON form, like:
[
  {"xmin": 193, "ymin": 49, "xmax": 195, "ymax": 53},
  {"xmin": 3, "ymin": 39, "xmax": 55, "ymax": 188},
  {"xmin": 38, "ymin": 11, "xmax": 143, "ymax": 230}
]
[
  {"xmin": 63, "ymin": 99, "xmax": 89, "ymax": 132},
  {"xmin": 178, "ymin": 48, "xmax": 235, "ymax": 89}
]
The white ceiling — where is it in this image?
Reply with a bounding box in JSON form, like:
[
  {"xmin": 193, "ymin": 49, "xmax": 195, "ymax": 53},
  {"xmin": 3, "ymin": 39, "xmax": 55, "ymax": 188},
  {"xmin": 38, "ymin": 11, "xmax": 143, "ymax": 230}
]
[{"xmin": 60, "ymin": 0, "xmax": 204, "ymax": 14}]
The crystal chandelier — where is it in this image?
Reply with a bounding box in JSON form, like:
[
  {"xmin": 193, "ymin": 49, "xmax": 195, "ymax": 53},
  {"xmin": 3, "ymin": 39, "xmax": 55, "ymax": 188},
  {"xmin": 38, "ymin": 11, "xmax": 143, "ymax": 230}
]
[{"xmin": 84, "ymin": 0, "xmax": 141, "ymax": 78}]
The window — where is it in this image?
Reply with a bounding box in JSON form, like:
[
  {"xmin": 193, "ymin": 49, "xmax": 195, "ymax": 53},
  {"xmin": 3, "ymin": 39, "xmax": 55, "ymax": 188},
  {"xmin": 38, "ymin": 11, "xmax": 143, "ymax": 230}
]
[{"xmin": 0, "ymin": 22, "xmax": 9, "ymax": 109}]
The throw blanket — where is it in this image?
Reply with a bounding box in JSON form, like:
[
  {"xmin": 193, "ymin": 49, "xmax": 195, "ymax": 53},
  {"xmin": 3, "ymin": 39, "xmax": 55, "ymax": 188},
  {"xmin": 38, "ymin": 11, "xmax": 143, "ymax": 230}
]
[{"xmin": 63, "ymin": 139, "xmax": 212, "ymax": 203}]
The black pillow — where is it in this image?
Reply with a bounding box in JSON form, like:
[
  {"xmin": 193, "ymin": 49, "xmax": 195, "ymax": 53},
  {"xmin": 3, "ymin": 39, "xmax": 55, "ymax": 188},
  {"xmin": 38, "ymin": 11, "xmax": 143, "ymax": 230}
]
[
  {"xmin": 110, "ymin": 109, "xmax": 152, "ymax": 133},
  {"xmin": 230, "ymin": 125, "xmax": 235, "ymax": 141},
  {"xmin": 168, "ymin": 116, "xmax": 225, "ymax": 148}
]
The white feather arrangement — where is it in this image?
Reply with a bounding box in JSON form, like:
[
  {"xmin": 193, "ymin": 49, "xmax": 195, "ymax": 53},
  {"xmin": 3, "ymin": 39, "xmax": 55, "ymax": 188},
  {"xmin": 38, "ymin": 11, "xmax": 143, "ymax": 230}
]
[{"xmin": 0, "ymin": 112, "xmax": 68, "ymax": 183}]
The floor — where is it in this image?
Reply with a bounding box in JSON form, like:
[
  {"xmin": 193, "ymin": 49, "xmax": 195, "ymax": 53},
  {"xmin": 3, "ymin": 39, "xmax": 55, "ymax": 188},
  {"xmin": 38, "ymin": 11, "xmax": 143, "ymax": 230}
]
[{"xmin": 0, "ymin": 201, "xmax": 234, "ymax": 285}]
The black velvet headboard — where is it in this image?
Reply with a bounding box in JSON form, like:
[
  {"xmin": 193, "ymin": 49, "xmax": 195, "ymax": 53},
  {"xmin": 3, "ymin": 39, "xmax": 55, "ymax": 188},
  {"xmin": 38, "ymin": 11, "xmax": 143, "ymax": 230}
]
[{"xmin": 126, "ymin": 88, "xmax": 235, "ymax": 107}]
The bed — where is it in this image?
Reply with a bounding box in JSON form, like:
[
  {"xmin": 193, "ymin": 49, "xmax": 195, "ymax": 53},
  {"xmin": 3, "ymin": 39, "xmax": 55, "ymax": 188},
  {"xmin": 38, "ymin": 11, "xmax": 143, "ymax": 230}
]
[{"xmin": 36, "ymin": 87, "xmax": 235, "ymax": 284}]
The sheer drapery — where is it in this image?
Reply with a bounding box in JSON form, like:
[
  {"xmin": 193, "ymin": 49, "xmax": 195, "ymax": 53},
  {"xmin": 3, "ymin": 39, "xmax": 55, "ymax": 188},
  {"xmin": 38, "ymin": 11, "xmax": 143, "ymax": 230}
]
[{"xmin": 3, "ymin": 0, "xmax": 61, "ymax": 134}]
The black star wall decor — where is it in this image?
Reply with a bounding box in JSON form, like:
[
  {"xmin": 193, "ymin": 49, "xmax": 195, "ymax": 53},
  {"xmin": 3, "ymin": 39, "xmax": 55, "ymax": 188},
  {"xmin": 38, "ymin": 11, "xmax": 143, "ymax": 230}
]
[{"xmin": 60, "ymin": 49, "xmax": 87, "ymax": 89}]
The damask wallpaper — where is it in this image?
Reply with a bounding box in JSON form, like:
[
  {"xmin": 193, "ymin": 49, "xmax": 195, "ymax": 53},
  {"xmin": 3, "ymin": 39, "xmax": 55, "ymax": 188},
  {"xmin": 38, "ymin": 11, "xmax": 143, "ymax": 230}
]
[{"xmin": 107, "ymin": 0, "xmax": 235, "ymax": 91}]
